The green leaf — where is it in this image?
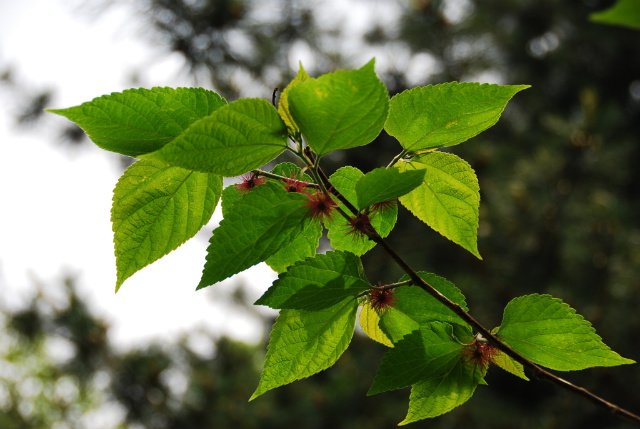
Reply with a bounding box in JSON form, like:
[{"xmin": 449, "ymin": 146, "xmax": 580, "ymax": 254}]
[
  {"xmin": 493, "ymin": 351, "xmax": 529, "ymax": 381},
  {"xmin": 325, "ymin": 167, "xmax": 398, "ymax": 256},
  {"xmin": 359, "ymin": 303, "xmax": 394, "ymax": 347},
  {"xmin": 393, "ymin": 272, "xmax": 471, "ymax": 329},
  {"xmin": 48, "ymin": 87, "xmax": 226, "ymax": 157},
  {"xmin": 265, "ymin": 222, "xmax": 323, "ymax": 274},
  {"xmin": 368, "ymin": 323, "xmax": 462, "ymax": 395},
  {"xmin": 385, "ymin": 82, "xmax": 529, "ymax": 152},
  {"xmin": 278, "ymin": 63, "xmax": 311, "ymax": 139},
  {"xmin": 221, "ymin": 163, "xmax": 312, "ymax": 219},
  {"xmin": 251, "ymin": 297, "xmax": 359, "ymax": 400},
  {"xmin": 256, "ymin": 251, "xmax": 370, "ymax": 310},
  {"xmin": 380, "ymin": 271, "xmax": 471, "ymax": 344},
  {"xmin": 590, "ymin": 0, "xmax": 640, "ymax": 29},
  {"xmin": 288, "ymin": 59, "xmax": 389, "ymax": 156},
  {"xmin": 400, "ymin": 359, "xmax": 482, "ymax": 424},
  {"xmin": 219, "ymin": 164, "xmax": 319, "ymax": 274},
  {"xmin": 378, "ymin": 272, "xmax": 471, "ymax": 345},
  {"xmin": 221, "ymin": 184, "xmax": 244, "ymax": 218},
  {"xmin": 262, "ymin": 163, "xmax": 320, "ymax": 273},
  {"xmin": 396, "ymin": 152, "xmax": 481, "ymax": 258},
  {"xmin": 355, "ymin": 167, "xmax": 425, "ymax": 210},
  {"xmin": 378, "ymin": 307, "xmax": 421, "ymax": 345},
  {"xmin": 152, "ymin": 98, "xmax": 288, "ymax": 176},
  {"xmin": 222, "ymin": 186, "xmax": 323, "ymax": 273},
  {"xmin": 497, "ymin": 294, "xmax": 635, "ymax": 371},
  {"xmin": 268, "ymin": 162, "xmax": 314, "ymax": 184},
  {"xmin": 198, "ymin": 181, "xmax": 311, "ymax": 289},
  {"xmin": 112, "ymin": 159, "xmax": 222, "ymax": 291}
]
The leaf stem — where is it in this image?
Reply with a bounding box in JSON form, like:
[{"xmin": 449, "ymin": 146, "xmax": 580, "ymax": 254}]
[
  {"xmin": 254, "ymin": 169, "xmax": 319, "ymax": 188},
  {"xmin": 387, "ymin": 149, "xmax": 408, "ymax": 168}
]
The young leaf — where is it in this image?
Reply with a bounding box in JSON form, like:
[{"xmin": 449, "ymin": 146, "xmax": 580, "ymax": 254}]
[
  {"xmin": 278, "ymin": 63, "xmax": 311, "ymax": 139},
  {"xmin": 392, "ymin": 272, "xmax": 471, "ymax": 329},
  {"xmin": 256, "ymin": 251, "xmax": 370, "ymax": 310},
  {"xmin": 368, "ymin": 323, "xmax": 462, "ymax": 395},
  {"xmin": 222, "ymin": 163, "xmax": 313, "ymax": 219},
  {"xmin": 359, "ymin": 303, "xmax": 394, "ymax": 348},
  {"xmin": 493, "ymin": 351, "xmax": 529, "ymax": 381},
  {"xmin": 325, "ymin": 167, "xmax": 398, "ymax": 255},
  {"xmin": 288, "ymin": 59, "xmax": 389, "ymax": 156},
  {"xmin": 198, "ymin": 182, "xmax": 311, "ymax": 289},
  {"xmin": 48, "ymin": 87, "xmax": 226, "ymax": 157},
  {"xmin": 385, "ymin": 82, "xmax": 529, "ymax": 152},
  {"xmin": 111, "ymin": 159, "xmax": 222, "ymax": 292},
  {"xmin": 355, "ymin": 167, "xmax": 425, "ymax": 210},
  {"xmin": 266, "ymin": 162, "xmax": 315, "ymax": 195},
  {"xmin": 151, "ymin": 98, "xmax": 289, "ymax": 176},
  {"xmin": 400, "ymin": 359, "xmax": 483, "ymax": 424},
  {"xmin": 268, "ymin": 162, "xmax": 314, "ymax": 184},
  {"xmin": 590, "ymin": 0, "xmax": 640, "ymax": 29},
  {"xmin": 497, "ymin": 294, "xmax": 635, "ymax": 371},
  {"xmin": 396, "ymin": 152, "xmax": 481, "ymax": 258},
  {"xmin": 250, "ymin": 297, "xmax": 359, "ymax": 400}
]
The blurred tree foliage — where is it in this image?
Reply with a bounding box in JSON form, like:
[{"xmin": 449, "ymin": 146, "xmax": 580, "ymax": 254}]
[
  {"xmin": 0, "ymin": 277, "xmax": 415, "ymax": 429},
  {"xmin": 7, "ymin": 0, "xmax": 639, "ymax": 427}
]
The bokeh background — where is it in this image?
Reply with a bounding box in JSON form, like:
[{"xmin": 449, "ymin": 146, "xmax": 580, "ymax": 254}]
[{"xmin": 1, "ymin": 0, "xmax": 639, "ymax": 428}]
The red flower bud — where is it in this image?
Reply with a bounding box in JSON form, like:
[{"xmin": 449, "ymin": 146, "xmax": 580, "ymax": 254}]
[{"xmin": 236, "ymin": 171, "xmax": 265, "ymax": 194}]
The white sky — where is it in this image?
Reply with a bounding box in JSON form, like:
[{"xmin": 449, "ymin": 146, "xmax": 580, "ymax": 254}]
[{"xmin": 0, "ymin": 0, "xmax": 277, "ymax": 350}]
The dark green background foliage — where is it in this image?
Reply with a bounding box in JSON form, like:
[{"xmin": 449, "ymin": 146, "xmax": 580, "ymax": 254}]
[{"xmin": 4, "ymin": 0, "xmax": 640, "ymax": 427}]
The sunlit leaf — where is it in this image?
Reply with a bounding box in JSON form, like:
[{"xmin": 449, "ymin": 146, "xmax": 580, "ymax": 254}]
[
  {"xmin": 385, "ymin": 82, "xmax": 528, "ymax": 152},
  {"xmin": 112, "ymin": 159, "xmax": 222, "ymax": 291},
  {"xmin": 48, "ymin": 87, "xmax": 226, "ymax": 157},
  {"xmin": 256, "ymin": 250, "xmax": 370, "ymax": 310},
  {"xmin": 498, "ymin": 294, "xmax": 635, "ymax": 371},
  {"xmin": 152, "ymin": 98, "xmax": 288, "ymax": 176},
  {"xmin": 251, "ymin": 298, "xmax": 359, "ymax": 399},
  {"xmin": 396, "ymin": 152, "xmax": 481, "ymax": 258},
  {"xmin": 198, "ymin": 182, "xmax": 311, "ymax": 289},
  {"xmin": 289, "ymin": 59, "xmax": 389, "ymax": 155}
]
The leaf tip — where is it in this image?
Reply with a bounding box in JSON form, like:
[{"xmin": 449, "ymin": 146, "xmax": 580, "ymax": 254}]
[
  {"xmin": 45, "ymin": 108, "xmax": 68, "ymax": 117},
  {"xmin": 363, "ymin": 57, "xmax": 376, "ymax": 69},
  {"xmin": 115, "ymin": 275, "xmax": 125, "ymax": 293},
  {"xmin": 195, "ymin": 281, "xmax": 209, "ymax": 291}
]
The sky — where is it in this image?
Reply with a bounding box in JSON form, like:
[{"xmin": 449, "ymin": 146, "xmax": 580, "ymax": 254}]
[{"xmin": 0, "ymin": 0, "xmax": 277, "ymax": 351}]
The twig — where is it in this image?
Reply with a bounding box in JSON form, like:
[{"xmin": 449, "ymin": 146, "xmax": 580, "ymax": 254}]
[{"xmin": 309, "ymin": 159, "xmax": 640, "ymax": 426}]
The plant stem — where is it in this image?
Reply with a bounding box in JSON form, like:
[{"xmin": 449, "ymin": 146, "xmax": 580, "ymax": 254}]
[
  {"xmin": 254, "ymin": 169, "xmax": 319, "ymax": 188},
  {"xmin": 387, "ymin": 149, "xmax": 408, "ymax": 168}
]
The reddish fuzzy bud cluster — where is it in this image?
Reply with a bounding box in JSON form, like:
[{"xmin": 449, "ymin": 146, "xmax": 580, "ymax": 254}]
[
  {"xmin": 345, "ymin": 212, "xmax": 375, "ymax": 240},
  {"xmin": 371, "ymin": 199, "xmax": 397, "ymax": 214},
  {"xmin": 460, "ymin": 338, "xmax": 498, "ymax": 374},
  {"xmin": 283, "ymin": 174, "xmax": 308, "ymax": 193},
  {"xmin": 303, "ymin": 191, "xmax": 337, "ymax": 223},
  {"xmin": 236, "ymin": 171, "xmax": 266, "ymax": 194},
  {"xmin": 368, "ymin": 283, "xmax": 397, "ymax": 313}
]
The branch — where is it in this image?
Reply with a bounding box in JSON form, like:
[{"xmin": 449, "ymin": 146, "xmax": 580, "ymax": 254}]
[{"xmin": 311, "ymin": 161, "xmax": 640, "ymax": 426}]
